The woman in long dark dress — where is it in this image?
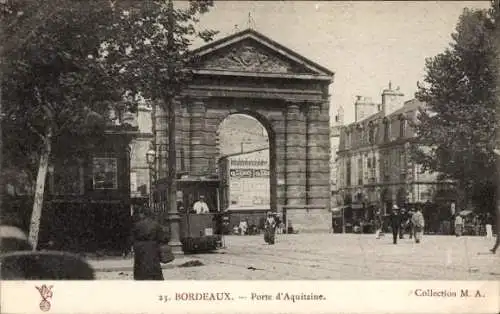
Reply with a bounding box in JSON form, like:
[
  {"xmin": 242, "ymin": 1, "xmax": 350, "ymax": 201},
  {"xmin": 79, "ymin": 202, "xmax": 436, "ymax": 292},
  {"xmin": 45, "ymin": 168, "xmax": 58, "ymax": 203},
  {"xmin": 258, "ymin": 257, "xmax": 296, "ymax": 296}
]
[
  {"xmin": 132, "ymin": 207, "xmax": 168, "ymax": 280},
  {"xmin": 264, "ymin": 212, "xmax": 277, "ymax": 245}
]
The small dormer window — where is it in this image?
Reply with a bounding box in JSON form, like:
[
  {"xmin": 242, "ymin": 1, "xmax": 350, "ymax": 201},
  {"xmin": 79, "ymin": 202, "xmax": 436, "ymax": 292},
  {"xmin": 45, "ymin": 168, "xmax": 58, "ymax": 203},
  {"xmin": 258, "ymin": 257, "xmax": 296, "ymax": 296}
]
[
  {"xmin": 383, "ymin": 118, "xmax": 390, "ymax": 142},
  {"xmin": 368, "ymin": 122, "xmax": 375, "ymax": 144},
  {"xmin": 399, "ymin": 114, "xmax": 406, "ymax": 138},
  {"xmin": 356, "ymin": 124, "xmax": 363, "ymax": 145}
]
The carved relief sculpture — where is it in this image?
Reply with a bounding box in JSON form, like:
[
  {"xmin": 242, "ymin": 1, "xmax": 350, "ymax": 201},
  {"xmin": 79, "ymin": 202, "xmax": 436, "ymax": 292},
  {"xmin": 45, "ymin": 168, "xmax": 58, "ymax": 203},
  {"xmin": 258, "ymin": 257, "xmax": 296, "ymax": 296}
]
[{"xmin": 203, "ymin": 44, "xmax": 294, "ymax": 73}]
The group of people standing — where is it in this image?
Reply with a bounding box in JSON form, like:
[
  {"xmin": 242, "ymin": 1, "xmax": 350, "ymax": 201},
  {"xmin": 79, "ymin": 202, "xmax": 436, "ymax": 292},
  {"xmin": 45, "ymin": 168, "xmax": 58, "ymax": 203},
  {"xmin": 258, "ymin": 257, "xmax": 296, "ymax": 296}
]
[{"xmin": 374, "ymin": 205, "xmax": 425, "ymax": 244}]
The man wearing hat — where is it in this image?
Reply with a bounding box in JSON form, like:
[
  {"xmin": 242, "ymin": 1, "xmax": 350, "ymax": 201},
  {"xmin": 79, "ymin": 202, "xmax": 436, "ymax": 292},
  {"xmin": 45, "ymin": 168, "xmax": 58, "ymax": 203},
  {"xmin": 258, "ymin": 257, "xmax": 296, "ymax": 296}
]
[{"xmin": 389, "ymin": 205, "xmax": 402, "ymax": 244}]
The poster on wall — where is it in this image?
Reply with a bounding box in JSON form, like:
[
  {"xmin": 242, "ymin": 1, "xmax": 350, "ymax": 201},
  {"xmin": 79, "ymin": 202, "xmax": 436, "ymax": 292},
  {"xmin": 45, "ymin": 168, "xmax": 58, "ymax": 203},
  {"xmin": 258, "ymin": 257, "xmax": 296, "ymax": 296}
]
[{"xmin": 227, "ymin": 149, "xmax": 270, "ymax": 210}]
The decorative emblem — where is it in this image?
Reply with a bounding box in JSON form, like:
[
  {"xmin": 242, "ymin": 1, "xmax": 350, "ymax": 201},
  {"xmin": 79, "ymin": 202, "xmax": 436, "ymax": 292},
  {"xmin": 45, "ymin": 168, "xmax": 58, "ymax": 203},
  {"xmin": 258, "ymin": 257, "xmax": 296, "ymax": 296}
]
[
  {"xmin": 203, "ymin": 44, "xmax": 294, "ymax": 73},
  {"xmin": 36, "ymin": 285, "xmax": 53, "ymax": 312}
]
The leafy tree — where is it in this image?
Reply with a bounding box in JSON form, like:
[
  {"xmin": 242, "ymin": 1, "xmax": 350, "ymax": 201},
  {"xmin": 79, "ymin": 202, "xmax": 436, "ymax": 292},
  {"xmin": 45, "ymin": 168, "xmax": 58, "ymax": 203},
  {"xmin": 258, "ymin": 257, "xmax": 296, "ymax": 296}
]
[
  {"xmin": 97, "ymin": 0, "xmax": 217, "ymax": 229},
  {"xmin": 412, "ymin": 2, "xmax": 499, "ymax": 211},
  {"xmin": 98, "ymin": 0, "xmax": 217, "ymax": 105},
  {"xmin": 1, "ymin": 0, "xmax": 126, "ymax": 249}
]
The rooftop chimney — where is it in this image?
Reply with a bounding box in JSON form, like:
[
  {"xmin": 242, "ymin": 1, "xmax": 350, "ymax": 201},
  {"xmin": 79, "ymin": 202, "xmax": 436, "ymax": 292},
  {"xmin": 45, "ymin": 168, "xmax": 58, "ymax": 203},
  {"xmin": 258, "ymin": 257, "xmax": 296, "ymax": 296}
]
[{"xmin": 381, "ymin": 82, "xmax": 404, "ymax": 115}]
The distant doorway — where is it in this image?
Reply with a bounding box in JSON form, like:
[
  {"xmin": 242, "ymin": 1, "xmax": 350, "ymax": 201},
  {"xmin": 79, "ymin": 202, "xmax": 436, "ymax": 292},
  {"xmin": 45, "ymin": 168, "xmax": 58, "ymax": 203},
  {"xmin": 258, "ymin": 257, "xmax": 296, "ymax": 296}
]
[{"xmin": 217, "ymin": 114, "xmax": 271, "ymax": 212}]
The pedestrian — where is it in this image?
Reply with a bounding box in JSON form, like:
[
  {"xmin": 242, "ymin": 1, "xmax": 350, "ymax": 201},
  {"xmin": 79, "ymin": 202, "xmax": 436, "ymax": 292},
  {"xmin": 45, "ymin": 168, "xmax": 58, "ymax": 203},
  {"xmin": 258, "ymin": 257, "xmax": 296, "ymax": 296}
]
[
  {"xmin": 374, "ymin": 209, "xmax": 384, "ymax": 239},
  {"xmin": 485, "ymin": 213, "xmax": 493, "ymax": 239},
  {"xmin": 389, "ymin": 205, "xmax": 402, "ymax": 244},
  {"xmin": 411, "ymin": 207, "xmax": 425, "ymax": 243},
  {"xmin": 239, "ymin": 219, "xmax": 248, "ymax": 235},
  {"xmin": 264, "ymin": 212, "xmax": 277, "ymax": 245},
  {"xmin": 399, "ymin": 208, "xmax": 409, "ymax": 239},
  {"xmin": 454, "ymin": 214, "xmax": 464, "ymax": 237},
  {"xmin": 490, "ymin": 231, "xmax": 499, "ymax": 254},
  {"xmin": 131, "ymin": 206, "xmax": 168, "ymax": 280},
  {"xmin": 408, "ymin": 209, "xmax": 415, "ymax": 239}
]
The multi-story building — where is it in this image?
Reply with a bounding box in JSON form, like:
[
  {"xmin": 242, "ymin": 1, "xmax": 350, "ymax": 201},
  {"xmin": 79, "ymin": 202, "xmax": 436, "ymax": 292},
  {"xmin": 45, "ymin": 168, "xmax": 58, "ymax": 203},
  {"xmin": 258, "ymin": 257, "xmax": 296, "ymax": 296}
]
[
  {"xmin": 330, "ymin": 106, "xmax": 344, "ymax": 208},
  {"xmin": 336, "ymin": 83, "xmax": 454, "ymax": 223}
]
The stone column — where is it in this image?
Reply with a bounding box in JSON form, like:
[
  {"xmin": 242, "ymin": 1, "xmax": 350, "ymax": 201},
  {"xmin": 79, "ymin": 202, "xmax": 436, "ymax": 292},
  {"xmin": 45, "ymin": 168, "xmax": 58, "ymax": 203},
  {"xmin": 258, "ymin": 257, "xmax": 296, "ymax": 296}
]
[
  {"xmin": 203, "ymin": 108, "xmax": 220, "ymax": 176},
  {"xmin": 285, "ymin": 103, "xmax": 307, "ymax": 206},
  {"xmin": 190, "ymin": 99, "xmax": 209, "ymax": 176},
  {"xmin": 306, "ymin": 102, "xmax": 331, "ymax": 210},
  {"xmin": 273, "ymin": 116, "xmax": 287, "ymax": 212}
]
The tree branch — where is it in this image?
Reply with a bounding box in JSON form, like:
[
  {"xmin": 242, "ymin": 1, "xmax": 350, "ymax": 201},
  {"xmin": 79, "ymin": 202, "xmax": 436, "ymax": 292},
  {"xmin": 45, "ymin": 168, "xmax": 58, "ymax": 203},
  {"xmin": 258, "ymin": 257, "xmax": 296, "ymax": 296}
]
[{"xmin": 27, "ymin": 122, "xmax": 46, "ymax": 141}]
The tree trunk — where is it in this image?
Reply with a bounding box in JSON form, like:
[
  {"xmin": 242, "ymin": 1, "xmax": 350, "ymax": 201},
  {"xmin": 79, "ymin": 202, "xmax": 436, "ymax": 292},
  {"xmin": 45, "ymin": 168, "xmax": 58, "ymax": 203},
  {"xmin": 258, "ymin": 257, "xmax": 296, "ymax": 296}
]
[
  {"xmin": 28, "ymin": 127, "xmax": 52, "ymax": 250},
  {"xmin": 456, "ymin": 180, "xmax": 470, "ymax": 212}
]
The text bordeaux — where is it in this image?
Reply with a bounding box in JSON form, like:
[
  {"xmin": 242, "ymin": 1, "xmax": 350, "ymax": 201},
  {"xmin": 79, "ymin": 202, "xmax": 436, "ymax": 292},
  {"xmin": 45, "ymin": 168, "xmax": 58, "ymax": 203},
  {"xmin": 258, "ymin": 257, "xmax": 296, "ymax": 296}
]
[{"xmin": 175, "ymin": 292, "xmax": 233, "ymax": 301}]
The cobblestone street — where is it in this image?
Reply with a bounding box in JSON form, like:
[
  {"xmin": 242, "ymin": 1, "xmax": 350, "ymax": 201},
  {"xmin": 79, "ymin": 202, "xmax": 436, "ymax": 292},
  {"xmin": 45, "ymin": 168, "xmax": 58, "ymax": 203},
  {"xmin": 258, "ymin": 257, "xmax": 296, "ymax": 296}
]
[{"xmin": 95, "ymin": 233, "xmax": 500, "ymax": 280}]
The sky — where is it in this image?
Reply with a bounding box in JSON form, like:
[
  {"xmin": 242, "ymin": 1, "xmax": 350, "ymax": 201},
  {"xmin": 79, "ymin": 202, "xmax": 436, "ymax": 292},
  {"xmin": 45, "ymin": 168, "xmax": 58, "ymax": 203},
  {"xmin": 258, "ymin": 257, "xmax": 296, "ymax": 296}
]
[{"xmin": 187, "ymin": 1, "xmax": 491, "ymax": 124}]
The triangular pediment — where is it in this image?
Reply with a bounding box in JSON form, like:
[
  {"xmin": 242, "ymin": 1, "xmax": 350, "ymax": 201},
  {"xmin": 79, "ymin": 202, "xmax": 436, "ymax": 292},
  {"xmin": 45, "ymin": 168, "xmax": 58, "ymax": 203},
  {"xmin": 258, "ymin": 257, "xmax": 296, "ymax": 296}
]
[{"xmin": 192, "ymin": 29, "xmax": 333, "ymax": 77}]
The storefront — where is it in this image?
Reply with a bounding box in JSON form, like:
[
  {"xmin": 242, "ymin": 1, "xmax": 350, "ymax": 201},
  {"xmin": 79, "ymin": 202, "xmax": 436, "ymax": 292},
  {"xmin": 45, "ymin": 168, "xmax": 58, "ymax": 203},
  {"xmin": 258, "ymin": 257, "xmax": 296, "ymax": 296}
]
[{"xmin": 3, "ymin": 125, "xmax": 137, "ymax": 253}]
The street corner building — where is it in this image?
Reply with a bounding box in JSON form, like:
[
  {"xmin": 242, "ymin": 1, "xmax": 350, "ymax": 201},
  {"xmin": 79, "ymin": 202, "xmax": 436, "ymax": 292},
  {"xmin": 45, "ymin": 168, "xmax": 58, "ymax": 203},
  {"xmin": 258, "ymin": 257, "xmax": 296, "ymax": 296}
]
[{"xmin": 334, "ymin": 83, "xmax": 456, "ymax": 233}]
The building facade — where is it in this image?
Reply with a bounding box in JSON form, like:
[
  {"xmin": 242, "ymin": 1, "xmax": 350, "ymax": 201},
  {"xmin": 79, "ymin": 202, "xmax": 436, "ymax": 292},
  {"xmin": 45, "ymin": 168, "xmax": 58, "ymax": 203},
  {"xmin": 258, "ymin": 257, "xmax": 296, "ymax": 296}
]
[
  {"xmin": 336, "ymin": 83, "xmax": 454, "ymax": 223},
  {"xmin": 330, "ymin": 106, "xmax": 344, "ymax": 208},
  {"xmin": 129, "ymin": 104, "xmax": 154, "ymax": 203},
  {"xmin": 152, "ymin": 29, "xmax": 333, "ymax": 232}
]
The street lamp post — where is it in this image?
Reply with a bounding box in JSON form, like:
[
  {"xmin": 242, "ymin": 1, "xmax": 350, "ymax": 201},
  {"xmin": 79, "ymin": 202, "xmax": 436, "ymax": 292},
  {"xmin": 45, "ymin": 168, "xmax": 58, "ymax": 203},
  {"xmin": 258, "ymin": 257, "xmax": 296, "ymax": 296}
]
[
  {"xmin": 146, "ymin": 149, "xmax": 156, "ymax": 208},
  {"xmin": 165, "ymin": 0, "xmax": 182, "ymax": 253}
]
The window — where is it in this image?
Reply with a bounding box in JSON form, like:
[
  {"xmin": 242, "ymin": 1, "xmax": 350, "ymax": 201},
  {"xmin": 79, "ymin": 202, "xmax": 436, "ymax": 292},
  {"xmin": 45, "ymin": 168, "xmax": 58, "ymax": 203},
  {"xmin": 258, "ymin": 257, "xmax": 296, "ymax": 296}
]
[
  {"xmin": 383, "ymin": 118, "xmax": 390, "ymax": 141},
  {"xmin": 383, "ymin": 159, "xmax": 390, "ymax": 182},
  {"xmin": 346, "ymin": 159, "xmax": 351, "ymax": 187},
  {"xmin": 370, "ymin": 156, "xmax": 377, "ymax": 182},
  {"xmin": 358, "ymin": 126, "xmax": 363, "ymax": 145},
  {"xmin": 399, "ymin": 116, "xmax": 406, "ymax": 138},
  {"xmin": 357, "ymin": 157, "xmax": 363, "ymax": 185},
  {"xmin": 368, "ymin": 123, "xmax": 375, "ymax": 144},
  {"xmin": 50, "ymin": 158, "xmax": 84, "ymax": 195},
  {"xmin": 93, "ymin": 157, "xmax": 118, "ymax": 189}
]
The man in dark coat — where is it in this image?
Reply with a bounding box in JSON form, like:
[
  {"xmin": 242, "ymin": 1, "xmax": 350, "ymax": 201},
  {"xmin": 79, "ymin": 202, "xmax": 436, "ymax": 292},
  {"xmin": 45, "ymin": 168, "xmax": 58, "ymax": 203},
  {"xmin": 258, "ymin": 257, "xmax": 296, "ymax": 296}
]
[
  {"xmin": 389, "ymin": 205, "xmax": 402, "ymax": 244},
  {"xmin": 399, "ymin": 208, "xmax": 409, "ymax": 239},
  {"xmin": 131, "ymin": 207, "xmax": 168, "ymax": 280}
]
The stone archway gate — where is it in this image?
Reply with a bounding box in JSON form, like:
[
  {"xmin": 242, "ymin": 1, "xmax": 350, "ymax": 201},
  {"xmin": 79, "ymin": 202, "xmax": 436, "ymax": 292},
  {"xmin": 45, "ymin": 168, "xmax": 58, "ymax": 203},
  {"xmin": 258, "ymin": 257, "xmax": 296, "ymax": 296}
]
[{"xmin": 154, "ymin": 29, "xmax": 334, "ymax": 232}]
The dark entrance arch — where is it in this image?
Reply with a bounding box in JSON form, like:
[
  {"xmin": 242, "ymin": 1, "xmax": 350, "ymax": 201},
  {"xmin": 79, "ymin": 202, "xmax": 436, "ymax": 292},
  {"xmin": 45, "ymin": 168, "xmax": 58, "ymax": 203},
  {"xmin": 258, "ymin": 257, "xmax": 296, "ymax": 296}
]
[{"xmin": 153, "ymin": 29, "xmax": 334, "ymax": 232}]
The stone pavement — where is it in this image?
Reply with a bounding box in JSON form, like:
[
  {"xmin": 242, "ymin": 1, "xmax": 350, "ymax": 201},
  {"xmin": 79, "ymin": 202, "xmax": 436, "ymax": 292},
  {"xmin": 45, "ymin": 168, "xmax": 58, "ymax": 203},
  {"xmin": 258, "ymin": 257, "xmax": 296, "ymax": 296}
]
[{"xmin": 95, "ymin": 233, "xmax": 500, "ymax": 280}]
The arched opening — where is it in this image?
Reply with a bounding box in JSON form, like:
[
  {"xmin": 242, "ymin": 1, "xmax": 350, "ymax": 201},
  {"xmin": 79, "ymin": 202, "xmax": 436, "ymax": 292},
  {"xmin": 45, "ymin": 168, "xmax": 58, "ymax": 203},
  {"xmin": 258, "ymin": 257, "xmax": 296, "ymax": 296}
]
[{"xmin": 216, "ymin": 112, "xmax": 276, "ymax": 231}]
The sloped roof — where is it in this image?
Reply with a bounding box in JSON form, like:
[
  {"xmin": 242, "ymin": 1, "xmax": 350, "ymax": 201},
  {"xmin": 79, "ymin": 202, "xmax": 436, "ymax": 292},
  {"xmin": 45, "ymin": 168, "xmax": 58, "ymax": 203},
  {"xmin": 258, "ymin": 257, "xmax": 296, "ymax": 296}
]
[
  {"xmin": 344, "ymin": 98, "xmax": 426, "ymax": 129},
  {"xmin": 192, "ymin": 28, "xmax": 334, "ymax": 78},
  {"xmin": 386, "ymin": 98, "xmax": 425, "ymax": 118}
]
